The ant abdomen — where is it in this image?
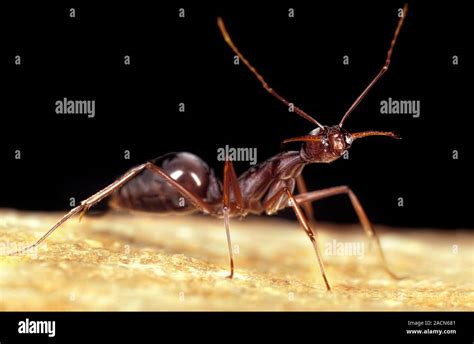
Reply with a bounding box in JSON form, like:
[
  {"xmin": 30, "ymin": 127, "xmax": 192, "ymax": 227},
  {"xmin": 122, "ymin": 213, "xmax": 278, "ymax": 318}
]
[{"xmin": 109, "ymin": 152, "xmax": 222, "ymax": 213}]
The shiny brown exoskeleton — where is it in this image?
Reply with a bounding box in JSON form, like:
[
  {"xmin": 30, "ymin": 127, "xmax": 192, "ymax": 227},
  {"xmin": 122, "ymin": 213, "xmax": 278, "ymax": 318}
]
[{"xmin": 8, "ymin": 5, "xmax": 408, "ymax": 291}]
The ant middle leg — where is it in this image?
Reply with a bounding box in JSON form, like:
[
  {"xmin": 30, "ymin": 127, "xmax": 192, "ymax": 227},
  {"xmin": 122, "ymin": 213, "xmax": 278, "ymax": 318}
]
[{"xmin": 294, "ymin": 186, "xmax": 400, "ymax": 279}]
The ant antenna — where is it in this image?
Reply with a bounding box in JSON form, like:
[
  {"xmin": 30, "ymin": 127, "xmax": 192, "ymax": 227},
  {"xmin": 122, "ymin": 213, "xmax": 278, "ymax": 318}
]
[
  {"xmin": 339, "ymin": 4, "xmax": 408, "ymax": 127},
  {"xmin": 281, "ymin": 135, "xmax": 322, "ymax": 145},
  {"xmin": 218, "ymin": 17, "xmax": 324, "ymax": 129},
  {"xmin": 351, "ymin": 131, "xmax": 401, "ymax": 140}
]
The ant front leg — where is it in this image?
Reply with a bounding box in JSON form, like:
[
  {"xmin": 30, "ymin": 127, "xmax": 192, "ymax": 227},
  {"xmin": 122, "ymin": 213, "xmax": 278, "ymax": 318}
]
[
  {"xmin": 294, "ymin": 186, "xmax": 400, "ymax": 280},
  {"xmin": 264, "ymin": 187, "xmax": 332, "ymax": 291},
  {"xmin": 295, "ymin": 175, "xmax": 316, "ymax": 225},
  {"xmin": 285, "ymin": 189, "xmax": 332, "ymax": 291},
  {"xmin": 7, "ymin": 162, "xmax": 213, "ymax": 256},
  {"xmin": 222, "ymin": 160, "xmax": 245, "ymax": 279}
]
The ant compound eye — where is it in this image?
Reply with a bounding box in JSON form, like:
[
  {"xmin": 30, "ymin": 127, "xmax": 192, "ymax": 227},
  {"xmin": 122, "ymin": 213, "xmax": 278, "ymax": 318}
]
[{"xmin": 345, "ymin": 134, "xmax": 353, "ymax": 146}]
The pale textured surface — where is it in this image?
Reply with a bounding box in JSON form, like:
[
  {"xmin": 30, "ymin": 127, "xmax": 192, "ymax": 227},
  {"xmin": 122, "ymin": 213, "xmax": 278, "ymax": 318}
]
[{"xmin": 0, "ymin": 209, "xmax": 473, "ymax": 311}]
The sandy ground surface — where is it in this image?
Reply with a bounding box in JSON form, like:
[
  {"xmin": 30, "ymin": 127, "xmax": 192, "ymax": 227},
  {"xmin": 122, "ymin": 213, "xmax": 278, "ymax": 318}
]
[{"xmin": 0, "ymin": 209, "xmax": 472, "ymax": 311}]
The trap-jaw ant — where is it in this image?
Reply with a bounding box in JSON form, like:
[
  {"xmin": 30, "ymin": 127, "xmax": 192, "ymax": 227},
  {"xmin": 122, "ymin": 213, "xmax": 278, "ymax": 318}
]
[{"xmin": 7, "ymin": 5, "xmax": 408, "ymax": 291}]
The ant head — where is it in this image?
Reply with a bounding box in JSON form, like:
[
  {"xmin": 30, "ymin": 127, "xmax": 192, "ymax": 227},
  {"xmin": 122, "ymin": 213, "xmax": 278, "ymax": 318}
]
[
  {"xmin": 219, "ymin": 6, "xmax": 407, "ymax": 164},
  {"xmin": 282, "ymin": 125, "xmax": 399, "ymax": 163},
  {"xmin": 301, "ymin": 126, "xmax": 352, "ymax": 163}
]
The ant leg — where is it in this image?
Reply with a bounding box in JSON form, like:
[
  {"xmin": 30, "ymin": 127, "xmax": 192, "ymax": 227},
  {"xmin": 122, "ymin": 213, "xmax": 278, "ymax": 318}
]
[
  {"xmin": 6, "ymin": 162, "xmax": 213, "ymax": 256},
  {"xmin": 222, "ymin": 160, "xmax": 245, "ymax": 278},
  {"xmin": 295, "ymin": 186, "xmax": 399, "ymax": 279},
  {"xmin": 264, "ymin": 188, "xmax": 331, "ymax": 291},
  {"xmin": 295, "ymin": 175, "xmax": 316, "ymax": 224},
  {"xmin": 286, "ymin": 189, "xmax": 331, "ymax": 291}
]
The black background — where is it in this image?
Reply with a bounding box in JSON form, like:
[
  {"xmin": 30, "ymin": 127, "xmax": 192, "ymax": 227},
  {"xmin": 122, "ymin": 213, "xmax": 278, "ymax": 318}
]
[{"xmin": 0, "ymin": 1, "xmax": 470, "ymax": 228}]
